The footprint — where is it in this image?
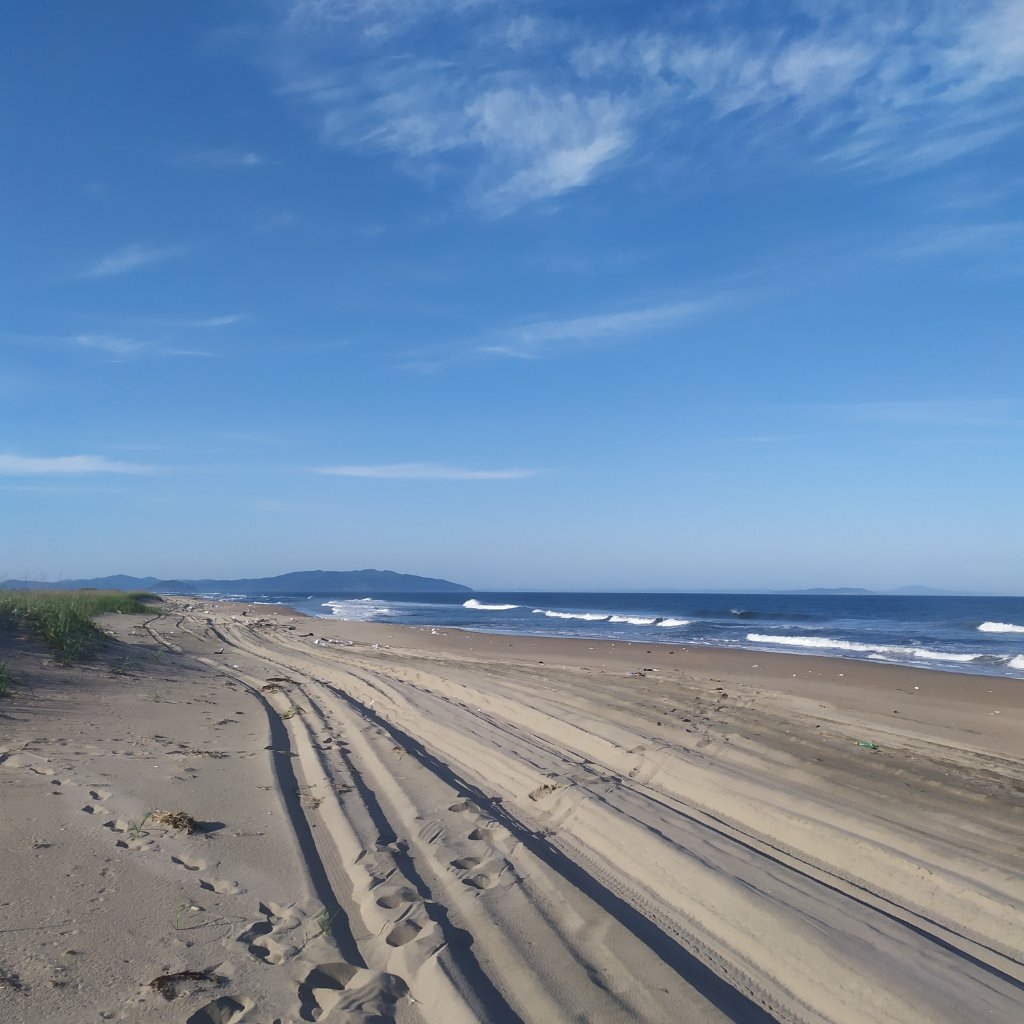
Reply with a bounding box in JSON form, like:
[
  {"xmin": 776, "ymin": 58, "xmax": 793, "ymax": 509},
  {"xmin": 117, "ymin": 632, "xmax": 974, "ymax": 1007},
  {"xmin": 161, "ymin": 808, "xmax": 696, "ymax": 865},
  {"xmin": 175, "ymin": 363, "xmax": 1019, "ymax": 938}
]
[
  {"xmin": 450, "ymin": 856, "xmax": 481, "ymax": 871},
  {"xmin": 171, "ymin": 854, "xmax": 207, "ymax": 872},
  {"xmin": 88, "ymin": 788, "xmax": 112, "ymax": 801},
  {"xmin": 462, "ymin": 873, "xmax": 496, "ymax": 890},
  {"xmin": 298, "ymin": 964, "xmax": 408, "ymax": 1022},
  {"xmin": 237, "ymin": 904, "xmax": 302, "ymax": 964},
  {"xmin": 448, "ymin": 800, "xmax": 476, "ymax": 813},
  {"xmin": 386, "ymin": 919, "xmax": 421, "ymax": 947},
  {"xmin": 297, "ymin": 962, "xmax": 360, "ymax": 1020},
  {"xmin": 467, "ymin": 828, "xmax": 493, "ymax": 841},
  {"xmin": 185, "ymin": 995, "xmax": 252, "ymax": 1024},
  {"xmin": 375, "ymin": 887, "xmax": 420, "ymax": 910},
  {"xmin": 81, "ymin": 804, "xmax": 99, "ymax": 814}
]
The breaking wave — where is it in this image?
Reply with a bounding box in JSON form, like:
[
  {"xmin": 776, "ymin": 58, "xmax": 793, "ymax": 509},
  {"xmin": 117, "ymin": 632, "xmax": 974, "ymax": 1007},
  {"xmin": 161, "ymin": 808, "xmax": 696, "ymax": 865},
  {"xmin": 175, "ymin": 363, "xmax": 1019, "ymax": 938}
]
[
  {"xmin": 746, "ymin": 633, "xmax": 997, "ymax": 665},
  {"xmin": 321, "ymin": 598, "xmax": 394, "ymax": 621},
  {"xmin": 533, "ymin": 609, "xmax": 611, "ymax": 622},
  {"xmin": 658, "ymin": 618, "xmax": 691, "ymax": 628},
  {"xmin": 1009, "ymin": 655, "xmax": 1024, "ymax": 671},
  {"xmin": 977, "ymin": 621, "xmax": 1024, "ymax": 634},
  {"xmin": 464, "ymin": 599, "xmax": 519, "ymax": 611}
]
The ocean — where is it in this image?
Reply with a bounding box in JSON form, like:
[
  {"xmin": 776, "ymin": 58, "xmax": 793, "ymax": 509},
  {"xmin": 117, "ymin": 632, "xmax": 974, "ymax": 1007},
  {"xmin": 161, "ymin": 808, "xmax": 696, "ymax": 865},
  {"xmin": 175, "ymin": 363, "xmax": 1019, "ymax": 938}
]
[{"xmin": 198, "ymin": 590, "xmax": 1024, "ymax": 680}]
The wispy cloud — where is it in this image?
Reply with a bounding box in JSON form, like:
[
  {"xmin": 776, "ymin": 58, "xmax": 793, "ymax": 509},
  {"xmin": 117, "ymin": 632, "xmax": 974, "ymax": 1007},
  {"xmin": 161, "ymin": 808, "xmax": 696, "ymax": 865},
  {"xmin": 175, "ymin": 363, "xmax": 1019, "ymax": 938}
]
[
  {"xmin": 177, "ymin": 314, "xmax": 247, "ymax": 328},
  {"xmin": 174, "ymin": 148, "xmax": 266, "ymax": 168},
  {"xmin": 80, "ymin": 242, "xmax": 188, "ymax": 278},
  {"xmin": 0, "ymin": 454, "xmax": 155, "ymax": 475},
  {"xmin": 896, "ymin": 221, "xmax": 1024, "ymax": 259},
  {"xmin": 272, "ymin": 0, "xmax": 1024, "ymax": 214},
  {"xmin": 482, "ymin": 296, "xmax": 724, "ymax": 358},
  {"xmin": 313, "ymin": 462, "xmax": 535, "ymax": 480},
  {"xmin": 74, "ymin": 333, "xmax": 146, "ymax": 356},
  {"xmin": 834, "ymin": 399, "xmax": 1022, "ymax": 428}
]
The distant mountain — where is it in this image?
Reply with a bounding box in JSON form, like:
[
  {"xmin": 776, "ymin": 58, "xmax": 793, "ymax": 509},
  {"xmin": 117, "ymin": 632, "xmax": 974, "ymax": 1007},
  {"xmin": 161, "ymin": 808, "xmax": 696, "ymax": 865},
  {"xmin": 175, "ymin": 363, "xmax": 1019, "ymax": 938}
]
[
  {"xmin": 777, "ymin": 587, "xmax": 875, "ymax": 595},
  {"xmin": 1, "ymin": 569, "xmax": 472, "ymax": 594},
  {"xmin": 778, "ymin": 586, "xmax": 967, "ymax": 596}
]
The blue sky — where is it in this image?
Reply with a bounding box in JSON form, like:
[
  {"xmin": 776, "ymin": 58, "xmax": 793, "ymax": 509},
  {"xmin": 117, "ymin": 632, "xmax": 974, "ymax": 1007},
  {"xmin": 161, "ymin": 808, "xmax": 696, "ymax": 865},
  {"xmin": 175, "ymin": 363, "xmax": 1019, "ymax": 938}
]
[{"xmin": 2, "ymin": 0, "xmax": 1022, "ymax": 592}]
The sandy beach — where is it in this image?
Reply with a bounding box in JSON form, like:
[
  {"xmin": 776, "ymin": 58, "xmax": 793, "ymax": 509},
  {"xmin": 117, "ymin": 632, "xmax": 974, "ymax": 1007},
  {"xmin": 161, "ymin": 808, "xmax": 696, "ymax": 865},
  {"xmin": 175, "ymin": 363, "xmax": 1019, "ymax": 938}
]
[{"xmin": 1, "ymin": 597, "xmax": 1021, "ymax": 1024}]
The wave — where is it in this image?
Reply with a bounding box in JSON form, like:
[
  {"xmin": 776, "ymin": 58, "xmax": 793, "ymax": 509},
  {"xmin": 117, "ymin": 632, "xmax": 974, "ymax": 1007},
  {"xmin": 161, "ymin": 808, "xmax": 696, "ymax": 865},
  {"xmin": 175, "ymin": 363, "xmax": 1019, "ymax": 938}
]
[
  {"xmin": 321, "ymin": 598, "xmax": 394, "ymax": 621},
  {"xmin": 464, "ymin": 599, "xmax": 519, "ymax": 611},
  {"xmin": 658, "ymin": 618, "xmax": 692, "ymax": 628},
  {"xmin": 1010, "ymin": 655, "xmax": 1024, "ymax": 671},
  {"xmin": 609, "ymin": 615, "xmax": 659, "ymax": 625},
  {"xmin": 977, "ymin": 621, "xmax": 1024, "ymax": 634},
  {"xmin": 533, "ymin": 609, "xmax": 611, "ymax": 622},
  {"xmin": 747, "ymin": 633, "xmax": 984, "ymax": 665}
]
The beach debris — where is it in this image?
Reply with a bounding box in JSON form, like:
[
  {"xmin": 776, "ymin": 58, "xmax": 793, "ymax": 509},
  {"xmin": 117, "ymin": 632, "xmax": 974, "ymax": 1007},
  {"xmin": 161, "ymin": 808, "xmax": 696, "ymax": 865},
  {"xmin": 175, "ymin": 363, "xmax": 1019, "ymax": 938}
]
[
  {"xmin": 0, "ymin": 969, "xmax": 25, "ymax": 992},
  {"xmin": 529, "ymin": 782, "xmax": 562, "ymax": 801},
  {"xmin": 314, "ymin": 637, "xmax": 353, "ymax": 647},
  {"xmin": 149, "ymin": 809, "xmax": 198, "ymax": 833},
  {"xmin": 281, "ymin": 704, "xmax": 306, "ymax": 719},
  {"xmin": 149, "ymin": 968, "xmax": 223, "ymax": 1001},
  {"xmin": 262, "ymin": 682, "xmax": 284, "ymax": 693},
  {"xmin": 856, "ymin": 740, "xmax": 879, "ymax": 751}
]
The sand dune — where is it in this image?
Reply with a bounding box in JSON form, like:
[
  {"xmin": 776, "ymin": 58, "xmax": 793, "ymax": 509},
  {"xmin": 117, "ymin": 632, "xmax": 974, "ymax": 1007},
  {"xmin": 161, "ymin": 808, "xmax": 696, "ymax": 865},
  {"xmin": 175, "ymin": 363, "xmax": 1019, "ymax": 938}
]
[{"xmin": 1, "ymin": 598, "xmax": 1021, "ymax": 1023}]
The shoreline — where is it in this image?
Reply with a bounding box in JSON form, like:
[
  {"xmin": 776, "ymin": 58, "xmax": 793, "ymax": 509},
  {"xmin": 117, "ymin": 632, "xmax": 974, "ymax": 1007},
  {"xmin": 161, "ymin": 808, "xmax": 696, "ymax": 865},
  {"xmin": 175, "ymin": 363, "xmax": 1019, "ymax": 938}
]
[
  {"xmin": 248, "ymin": 599, "xmax": 1024, "ymax": 757},
  {"xmin": 245, "ymin": 593, "xmax": 1024, "ymax": 682},
  {"xmin": 2, "ymin": 596, "xmax": 1021, "ymax": 1023}
]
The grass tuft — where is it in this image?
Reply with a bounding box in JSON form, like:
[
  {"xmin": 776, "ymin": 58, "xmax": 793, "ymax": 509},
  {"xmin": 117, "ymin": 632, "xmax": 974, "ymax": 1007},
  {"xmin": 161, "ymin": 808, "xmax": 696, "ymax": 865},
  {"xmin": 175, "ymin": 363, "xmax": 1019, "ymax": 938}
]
[{"xmin": 0, "ymin": 589, "xmax": 159, "ymax": 665}]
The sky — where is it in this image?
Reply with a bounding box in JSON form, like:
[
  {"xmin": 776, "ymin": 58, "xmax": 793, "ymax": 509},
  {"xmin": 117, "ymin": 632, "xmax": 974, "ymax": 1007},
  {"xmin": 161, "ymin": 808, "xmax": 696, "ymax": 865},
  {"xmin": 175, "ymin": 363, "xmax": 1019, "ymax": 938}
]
[{"xmin": 1, "ymin": 0, "xmax": 1022, "ymax": 593}]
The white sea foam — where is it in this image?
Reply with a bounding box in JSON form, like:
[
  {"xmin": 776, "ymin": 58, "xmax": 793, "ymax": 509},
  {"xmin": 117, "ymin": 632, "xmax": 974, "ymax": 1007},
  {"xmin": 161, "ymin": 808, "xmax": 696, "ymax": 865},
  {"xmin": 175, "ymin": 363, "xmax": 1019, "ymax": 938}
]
[
  {"xmin": 533, "ymin": 608, "xmax": 611, "ymax": 621},
  {"xmin": 321, "ymin": 598, "xmax": 393, "ymax": 621},
  {"xmin": 464, "ymin": 599, "xmax": 519, "ymax": 611},
  {"xmin": 1009, "ymin": 655, "xmax": 1024, "ymax": 671},
  {"xmin": 609, "ymin": 615, "xmax": 659, "ymax": 625},
  {"xmin": 978, "ymin": 621, "xmax": 1024, "ymax": 634},
  {"xmin": 747, "ymin": 633, "xmax": 979, "ymax": 664},
  {"xmin": 658, "ymin": 618, "xmax": 692, "ymax": 628}
]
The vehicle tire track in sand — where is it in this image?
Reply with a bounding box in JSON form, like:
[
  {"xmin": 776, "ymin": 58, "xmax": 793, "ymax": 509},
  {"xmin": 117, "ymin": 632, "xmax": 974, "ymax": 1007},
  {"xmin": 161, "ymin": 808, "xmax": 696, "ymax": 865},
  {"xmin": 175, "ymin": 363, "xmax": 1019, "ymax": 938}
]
[{"xmin": 186, "ymin": 606, "xmax": 1024, "ymax": 1024}]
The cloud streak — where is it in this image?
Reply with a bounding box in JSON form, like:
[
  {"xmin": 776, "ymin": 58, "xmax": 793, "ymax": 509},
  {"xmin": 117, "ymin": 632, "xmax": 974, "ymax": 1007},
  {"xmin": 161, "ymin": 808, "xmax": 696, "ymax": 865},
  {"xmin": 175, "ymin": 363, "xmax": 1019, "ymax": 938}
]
[
  {"xmin": 313, "ymin": 462, "xmax": 535, "ymax": 479},
  {"xmin": 174, "ymin": 148, "xmax": 266, "ymax": 168},
  {"xmin": 482, "ymin": 296, "xmax": 724, "ymax": 358},
  {"xmin": 273, "ymin": 0, "xmax": 1024, "ymax": 214},
  {"xmin": 0, "ymin": 454, "xmax": 155, "ymax": 475},
  {"xmin": 80, "ymin": 242, "xmax": 188, "ymax": 278}
]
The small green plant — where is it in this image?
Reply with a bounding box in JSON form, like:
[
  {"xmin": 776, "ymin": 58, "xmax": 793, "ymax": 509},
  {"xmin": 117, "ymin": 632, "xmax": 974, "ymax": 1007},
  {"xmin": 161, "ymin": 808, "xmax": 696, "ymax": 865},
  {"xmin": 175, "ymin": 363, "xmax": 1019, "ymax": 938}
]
[
  {"xmin": 112, "ymin": 655, "xmax": 134, "ymax": 676},
  {"xmin": 281, "ymin": 704, "xmax": 305, "ymax": 720},
  {"xmin": 126, "ymin": 812, "xmax": 151, "ymax": 841},
  {"xmin": 304, "ymin": 906, "xmax": 341, "ymax": 946}
]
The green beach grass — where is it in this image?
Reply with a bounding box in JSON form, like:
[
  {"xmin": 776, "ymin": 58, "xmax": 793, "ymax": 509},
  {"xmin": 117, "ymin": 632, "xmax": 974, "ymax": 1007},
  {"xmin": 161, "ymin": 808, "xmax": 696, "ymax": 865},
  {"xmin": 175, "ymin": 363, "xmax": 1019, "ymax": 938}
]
[{"xmin": 0, "ymin": 590, "xmax": 161, "ymax": 665}]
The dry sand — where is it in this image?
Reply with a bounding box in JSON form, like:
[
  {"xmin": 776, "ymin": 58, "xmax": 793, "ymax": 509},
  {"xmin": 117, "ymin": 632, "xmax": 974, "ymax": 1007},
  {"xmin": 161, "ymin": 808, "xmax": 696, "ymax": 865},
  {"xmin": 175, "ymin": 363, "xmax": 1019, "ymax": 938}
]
[{"xmin": 1, "ymin": 597, "xmax": 1021, "ymax": 1024}]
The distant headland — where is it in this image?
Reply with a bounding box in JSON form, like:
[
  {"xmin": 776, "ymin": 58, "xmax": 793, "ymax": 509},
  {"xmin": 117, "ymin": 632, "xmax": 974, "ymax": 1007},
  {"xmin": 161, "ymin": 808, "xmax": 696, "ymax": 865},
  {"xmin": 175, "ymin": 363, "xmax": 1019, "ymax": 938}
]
[{"xmin": 0, "ymin": 569, "xmax": 473, "ymax": 595}]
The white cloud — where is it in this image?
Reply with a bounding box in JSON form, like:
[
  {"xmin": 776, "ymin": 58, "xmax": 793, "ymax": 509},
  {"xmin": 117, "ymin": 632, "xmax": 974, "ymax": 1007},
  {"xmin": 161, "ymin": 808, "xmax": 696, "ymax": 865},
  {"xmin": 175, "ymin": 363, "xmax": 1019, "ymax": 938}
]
[
  {"xmin": 74, "ymin": 333, "xmax": 145, "ymax": 356},
  {"xmin": 0, "ymin": 454, "xmax": 155, "ymax": 475},
  {"xmin": 272, "ymin": 0, "xmax": 1024, "ymax": 213},
  {"xmin": 80, "ymin": 243, "xmax": 187, "ymax": 278},
  {"xmin": 181, "ymin": 314, "xmax": 247, "ymax": 328},
  {"xmin": 484, "ymin": 296, "xmax": 723, "ymax": 357},
  {"xmin": 835, "ymin": 399, "xmax": 1021, "ymax": 427},
  {"xmin": 175, "ymin": 149, "xmax": 265, "ymax": 168},
  {"xmin": 313, "ymin": 462, "xmax": 534, "ymax": 479}
]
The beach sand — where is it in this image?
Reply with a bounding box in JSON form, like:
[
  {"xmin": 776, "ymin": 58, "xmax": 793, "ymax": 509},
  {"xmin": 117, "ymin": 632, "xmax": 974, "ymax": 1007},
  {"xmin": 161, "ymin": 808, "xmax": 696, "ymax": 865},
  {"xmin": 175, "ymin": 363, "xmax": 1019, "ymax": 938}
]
[{"xmin": 1, "ymin": 597, "xmax": 1021, "ymax": 1023}]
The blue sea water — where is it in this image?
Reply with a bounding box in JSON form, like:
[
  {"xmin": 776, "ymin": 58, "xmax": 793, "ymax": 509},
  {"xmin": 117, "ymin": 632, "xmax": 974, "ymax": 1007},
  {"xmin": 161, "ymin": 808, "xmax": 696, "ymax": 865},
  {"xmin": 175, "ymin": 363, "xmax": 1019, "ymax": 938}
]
[{"xmin": 202, "ymin": 590, "xmax": 1024, "ymax": 679}]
